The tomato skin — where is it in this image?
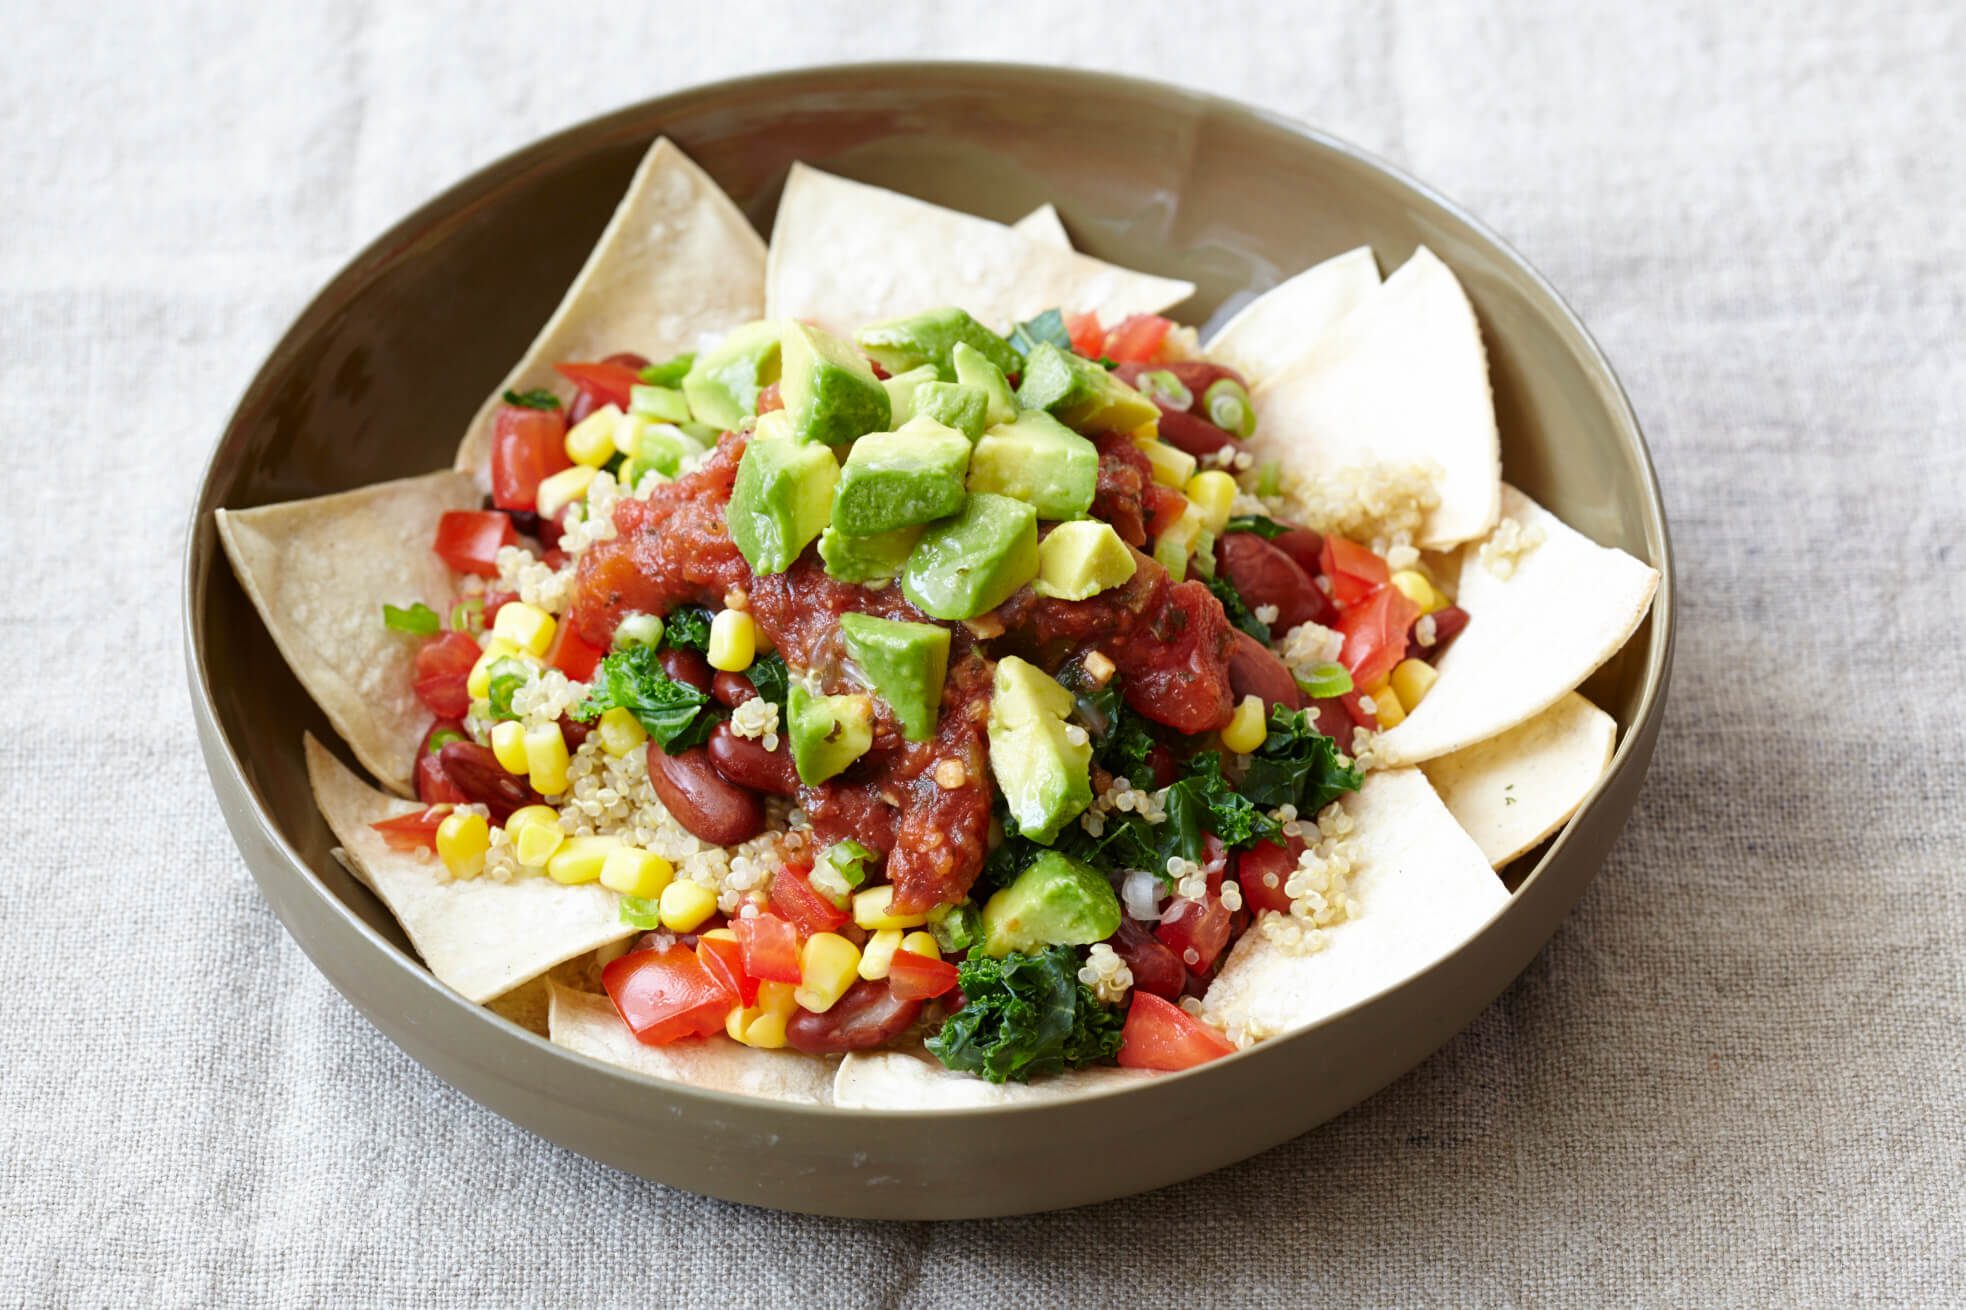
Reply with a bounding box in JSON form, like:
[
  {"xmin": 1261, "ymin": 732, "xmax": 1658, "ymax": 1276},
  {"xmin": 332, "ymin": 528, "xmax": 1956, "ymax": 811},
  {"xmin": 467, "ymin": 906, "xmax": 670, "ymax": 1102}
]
[
  {"xmin": 413, "ymin": 630, "xmax": 482, "ymax": 718},
  {"xmin": 545, "ymin": 622, "xmax": 604, "ymax": 682},
  {"xmin": 887, "ymin": 949, "xmax": 960, "ymax": 1001},
  {"xmin": 769, "ymin": 865, "xmax": 851, "ymax": 936},
  {"xmin": 1156, "ymin": 892, "xmax": 1233, "ymax": 974},
  {"xmin": 433, "ymin": 510, "xmax": 517, "ymax": 577},
  {"xmin": 696, "ymin": 934, "xmax": 759, "ymax": 1007},
  {"xmin": 1116, "ymin": 992, "xmax": 1235, "ymax": 1071},
  {"xmin": 1234, "ymin": 838, "xmax": 1302, "ymax": 916},
  {"xmin": 553, "ymin": 360, "xmax": 641, "ymax": 412},
  {"xmin": 1318, "ymin": 535, "xmax": 1390, "ymax": 609},
  {"xmin": 369, "ymin": 804, "xmax": 451, "ymax": 852},
  {"xmin": 1103, "ymin": 313, "xmax": 1173, "ymax": 364},
  {"xmin": 489, "ymin": 404, "xmax": 572, "ymax": 511},
  {"xmin": 1065, "ymin": 312, "xmax": 1105, "ymax": 358},
  {"xmin": 602, "ymin": 946, "xmax": 736, "ymax": 1046},
  {"xmin": 564, "ymin": 353, "xmax": 651, "ymax": 425},
  {"xmin": 1337, "ymin": 584, "xmax": 1422, "ymax": 692},
  {"xmin": 734, "ymin": 913, "xmax": 804, "ymax": 984}
]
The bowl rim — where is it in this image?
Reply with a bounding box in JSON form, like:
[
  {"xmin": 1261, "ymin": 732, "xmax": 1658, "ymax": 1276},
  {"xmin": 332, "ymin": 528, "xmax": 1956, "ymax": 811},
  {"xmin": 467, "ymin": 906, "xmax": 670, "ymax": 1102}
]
[{"xmin": 183, "ymin": 59, "xmax": 1674, "ymax": 1120}]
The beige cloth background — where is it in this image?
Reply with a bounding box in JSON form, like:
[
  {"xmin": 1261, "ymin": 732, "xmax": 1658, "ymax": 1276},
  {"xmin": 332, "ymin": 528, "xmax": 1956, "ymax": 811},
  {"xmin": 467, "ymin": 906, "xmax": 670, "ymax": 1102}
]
[{"xmin": 3, "ymin": 2, "xmax": 1961, "ymax": 1305}]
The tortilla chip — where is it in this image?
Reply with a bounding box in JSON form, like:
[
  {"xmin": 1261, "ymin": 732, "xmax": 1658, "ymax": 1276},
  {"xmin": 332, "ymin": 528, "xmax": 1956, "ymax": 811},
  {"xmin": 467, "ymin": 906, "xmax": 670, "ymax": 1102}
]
[
  {"xmin": 487, "ymin": 951, "xmax": 613, "ymax": 1036},
  {"xmin": 305, "ymin": 735, "xmax": 634, "ymax": 1003},
  {"xmin": 1010, "ymin": 203, "xmax": 1071, "ymax": 248},
  {"xmin": 547, "ymin": 983, "xmax": 837, "ymax": 1104},
  {"xmin": 1373, "ymin": 485, "xmax": 1658, "ymax": 767},
  {"xmin": 1201, "ymin": 768, "xmax": 1507, "ymax": 1043},
  {"xmin": 454, "ymin": 137, "xmax": 766, "ymax": 483},
  {"xmin": 765, "ymin": 164, "xmax": 1195, "ymax": 334},
  {"xmin": 833, "ymin": 1050, "xmax": 1154, "ymax": 1110},
  {"xmin": 217, "ymin": 471, "xmax": 479, "ymax": 796},
  {"xmin": 1204, "ymin": 246, "xmax": 1380, "ymax": 387},
  {"xmin": 1420, "ymin": 691, "xmax": 1618, "ymax": 867},
  {"xmin": 1250, "ymin": 246, "xmax": 1501, "ymax": 549}
]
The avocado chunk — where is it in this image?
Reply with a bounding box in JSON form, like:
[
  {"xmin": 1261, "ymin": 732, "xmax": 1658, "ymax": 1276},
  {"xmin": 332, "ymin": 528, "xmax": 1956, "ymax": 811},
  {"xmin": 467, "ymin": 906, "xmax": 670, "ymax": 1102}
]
[
  {"xmin": 682, "ymin": 320, "xmax": 782, "ymax": 431},
  {"xmin": 781, "ymin": 320, "xmax": 891, "ymax": 446},
  {"xmin": 818, "ymin": 524, "xmax": 923, "ymax": 584},
  {"xmin": 911, "ymin": 381, "xmax": 988, "ymax": 442},
  {"xmin": 981, "ymin": 852, "xmax": 1122, "ymax": 957},
  {"xmin": 900, "ymin": 493, "xmax": 1040, "ymax": 621},
  {"xmin": 726, "ymin": 411, "xmax": 839, "ymax": 575},
  {"xmin": 953, "ymin": 341, "xmax": 1017, "ymax": 428},
  {"xmin": 966, "ymin": 410, "xmax": 1099, "ymax": 520},
  {"xmin": 624, "ymin": 419, "xmax": 710, "ymax": 483},
  {"xmin": 831, "ymin": 417, "xmax": 972, "ymax": 536},
  {"xmin": 839, "ymin": 613, "xmax": 951, "ymax": 742},
  {"xmin": 1034, "ymin": 521, "xmax": 1138, "ymax": 600},
  {"xmin": 787, "ymin": 684, "xmax": 874, "ymax": 784},
  {"xmin": 1014, "ymin": 342, "xmax": 1159, "ymax": 434},
  {"xmin": 985, "ymin": 656, "xmax": 1095, "ymax": 844},
  {"xmin": 881, "ymin": 364, "xmax": 940, "ymax": 425},
  {"xmin": 854, "ymin": 306, "xmax": 1022, "ymax": 381}
]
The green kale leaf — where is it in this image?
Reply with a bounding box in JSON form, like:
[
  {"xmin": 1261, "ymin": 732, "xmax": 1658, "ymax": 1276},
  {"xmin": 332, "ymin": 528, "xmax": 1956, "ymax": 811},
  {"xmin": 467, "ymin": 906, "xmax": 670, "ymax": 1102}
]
[
  {"xmin": 1006, "ymin": 308, "xmax": 1073, "ymax": 358},
  {"xmin": 502, "ymin": 387, "xmax": 561, "ymax": 410},
  {"xmin": 1239, "ymin": 705, "xmax": 1364, "ymax": 814},
  {"xmin": 1223, "ymin": 514, "xmax": 1291, "ymax": 540},
  {"xmin": 1205, "ymin": 573, "xmax": 1271, "ymax": 643},
  {"xmin": 658, "ymin": 605, "xmax": 714, "ymax": 654},
  {"xmin": 925, "ymin": 947, "xmax": 1124, "ymax": 1084},
  {"xmin": 574, "ymin": 644, "xmax": 723, "ymax": 752}
]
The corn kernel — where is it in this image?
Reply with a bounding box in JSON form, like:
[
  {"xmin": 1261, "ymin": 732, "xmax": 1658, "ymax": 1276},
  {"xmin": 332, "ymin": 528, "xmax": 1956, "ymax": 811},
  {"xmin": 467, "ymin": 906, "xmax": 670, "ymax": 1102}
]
[
  {"xmin": 724, "ymin": 1003, "xmax": 754, "ymax": 1043},
  {"xmin": 599, "ymin": 845, "xmax": 673, "ymax": 898},
  {"xmin": 1390, "ymin": 657, "xmax": 1439, "ymax": 711},
  {"xmin": 900, "ymin": 931, "xmax": 941, "ymax": 960},
  {"xmin": 706, "ymin": 609, "xmax": 757, "ymax": 672},
  {"xmin": 1137, "ymin": 437, "xmax": 1198, "ymax": 488},
  {"xmin": 564, "ymin": 404, "xmax": 623, "ymax": 467},
  {"xmin": 658, "ymin": 879, "xmax": 718, "ymax": 932},
  {"xmin": 490, "ymin": 720, "xmax": 530, "ymax": 774},
  {"xmin": 737, "ymin": 1010, "xmax": 789, "ymax": 1049},
  {"xmin": 1221, "ymin": 694, "xmax": 1268, "ymax": 754},
  {"xmin": 1129, "ymin": 419, "xmax": 1160, "ymax": 443},
  {"xmin": 511, "ymin": 811, "xmax": 565, "ymax": 867},
  {"xmin": 1389, "ymin": 569, "xmax": 1445, "ymax": 614},
  {"xmin": 492, "ymin": 601, "xmax": 557, "ymax": 656},
  {"xmin": 1183, "ymin": 470, "xmax": 1238, "ymax": 535},
  {"xmin": 1152, "ymin": 502, "xmax": 1205, "ymax": 582},
  {"xmin": 610, "ymin": 408, "xmax": 646, "ymax": 458},
  {"xmin": 596, "ymin": 706, "xmax": 647, "ymax": 757},
  {"xmin": 524, "ymin": 722, "xmax": 570, "ymax": 796},
  {"xmin": 698, "ymin": 926, "xmax": 738, "ymax": 945},
  {"xmin": 852, "ymin": 885, "xmax": 930, "ymax": 931},
  {"xmin": 434, "ymin": 811, "xmax": 490, "ymax": 879},
  {"xmin": 1369, "ymin": 680, "xmax": 1407, "ymax": 728},
  {"xmin": 536, "ymin": 464, "xmax": 598, "ymax": 521},
  {"xmin": 794, "ymin": 933, "xmax": 863, "ymax": 1013},
  {"xmin": 756, "ymin": 979, "xmax": 799, "ymax": 1018},
  {"xmin": 547, "ymin": 834, "xmax": 621, "ymax": 885},
  {"xmin": 505, "ymin": 804, "xmax": 559, "ymax": 833},
  {"xmin": 858, "ymin": 928, "xmax": 905, "ymax": 980},
  {"xmin": 466, "ymin": 637, "xmax": 523, "ymax": 699}
]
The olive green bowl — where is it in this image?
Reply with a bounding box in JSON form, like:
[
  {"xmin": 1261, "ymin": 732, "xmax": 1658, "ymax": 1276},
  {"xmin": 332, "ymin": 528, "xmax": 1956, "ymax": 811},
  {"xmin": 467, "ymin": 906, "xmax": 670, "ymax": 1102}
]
[{"xmin": 184, "ymin": 62, "xmax": 1672, "ymax": 1219}]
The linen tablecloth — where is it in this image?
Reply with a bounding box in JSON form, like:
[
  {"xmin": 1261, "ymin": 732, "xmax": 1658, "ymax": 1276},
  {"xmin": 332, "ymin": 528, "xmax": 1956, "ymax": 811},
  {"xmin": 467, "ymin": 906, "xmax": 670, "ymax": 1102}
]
[{"xmin": 3, "ymin": 2, "xmax": 1960, "ymax": 1304}]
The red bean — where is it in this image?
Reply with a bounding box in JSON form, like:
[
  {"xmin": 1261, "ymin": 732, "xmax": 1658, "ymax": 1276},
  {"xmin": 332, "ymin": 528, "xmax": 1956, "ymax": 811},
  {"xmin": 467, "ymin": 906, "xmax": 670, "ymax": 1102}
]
[
  {"xmin": 659, "ymin": 647, "xmax": 713, "ymax": 692},
  {"xmin": 1154, "ymin": 407, "xmax": 1239, "ymax": 460},
  {"xmin": 711, "ymin": 671, "xmax": 757, "ymax": 708},
  {"xmin": 1226, "ymin": 629, "xmax": 1304, "ymax": 711},
  {"xmin": 557, "ymin": 715, "xmax": 592, "ymax": 751},
  {"xmin": 1109, "ymin": 919, "xmax": 1186, "ymax": 1000},
  {"xmin": 707, "ymin": 722, "xmax": 798, "ymax": 796},
  {"xmin": 1216, "ymin": 532, "xmax": 1336, "ymax": 630},
  {"xmin": 435, "ymin": 742, "xmax": 540, "ymax": 822},
  {"xmin": 644, "ymin": 741, "xmax": 766, "ymax": 845},
  {"xmin": 1270, "ymin": 526, "xmax": 1324, "ymax": 578},
  {"xmin": 784, "ymin": 979, "xmax": 922, "ymax": 1053},
  {"xmin": 1411, "ymin": 604, "xmax": 1469, "ymax": 664}
]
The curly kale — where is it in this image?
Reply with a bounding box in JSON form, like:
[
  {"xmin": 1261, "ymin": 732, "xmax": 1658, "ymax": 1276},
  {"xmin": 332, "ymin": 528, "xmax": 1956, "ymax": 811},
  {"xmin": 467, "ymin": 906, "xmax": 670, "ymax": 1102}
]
[{"xmin": 926, "ymin": 947, "xmax": 1125, "ymax": 1084}]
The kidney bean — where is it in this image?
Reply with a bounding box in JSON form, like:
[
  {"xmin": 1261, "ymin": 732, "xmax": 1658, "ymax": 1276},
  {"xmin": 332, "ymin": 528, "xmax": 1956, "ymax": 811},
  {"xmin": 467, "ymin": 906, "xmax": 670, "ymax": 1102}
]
[
  {"xmin": 1270, "ymin": 526, "xmax": 1324, "ymax": 578},
  {"xmin": 645, "ymin": 741, "xmax": 766, "ymax": 845},
  {"xmin": 707, "ymin": 722, "xmax": 798, "ymax": 797},
  {"xmin": 659, "ymin": 647, "xmax": 713, "ymax": 692},
  {"xmin": 1310, "ymin": 698, "xmax": 1353, "ymax": 743},
  {"xmin": 436, "ymin": 741, "xmax": 540, "ymax": 822},
  {"xmin": 711, "ymin": 670, "xmax": 758, "ymax": 708},
  {"xmin": 1154, "ymin": 407, "xmax": 1240, "ymax": 460},
  {"xmin": 1406, "ymin": 604, "xmax": 1470, "ymax": 664},
  {"xmin": 1226, "ymin": 629, "xmax": 1305, "ymax": 711},
  {"xmin": 1110, "ymin": 918, "xmax": 1186, "ymax": 1001},
  {"xmin": 784, "ymin": 979, "xmax": 922, "ymax": 1053},
  {"xmin": 1216, "ymin": 532, "xmax": 1336, "ymax": 630},
  {"xmin": 557, "ymin": 715, "xmax": 592, "ymax": 751}
]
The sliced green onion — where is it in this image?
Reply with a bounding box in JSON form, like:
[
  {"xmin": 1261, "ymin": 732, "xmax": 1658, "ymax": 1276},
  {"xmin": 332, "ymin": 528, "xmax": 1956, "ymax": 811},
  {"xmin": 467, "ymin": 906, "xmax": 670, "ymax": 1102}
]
[
  {"xmin": 637, "ymin": 353, "xmax": 695, "ymax": 388},
  {"xmin": 613, "ymin": 613, "xmax": 664, "ymax": 650},
  {"xmin": 821, "ymin": 839, "xmax": 876, "ymax": 890},
  {"xmin": 449, "ymin": 597, "xmax": 485, "ymax": 634},
  {"xmin": 424, "ymin": 728, "xmax": 465, "ymax": 756},
  {"xmin": 617, "ymin": 895, "xmax": 664, "ymax": 929},
  {"xmin": 1255, "ymin": 458, "xmax": 1282, "ymax": 498},
  {"xmin": 1135, "ymin": 368, "xmax": 1194, "ymax": 411},
  {"xmin": 1299, "ymin": 662, "xmax": 1354, "ymax": 700},
  {"xmin": 1204, "ymin": 378, "xmax": 1256, "ymax": 438},
  {"xmin": 502, "ymin": 387, "xmax": 561, "ymax": 411},
  {"xmin": 382, "ymin": 602, "xmax": 440, "ymax": 635},
  {"xmin": 485, "ymin": 658, "xmax": 532, "ymax": 721},
  {"xmin": 927, "ymin": 901, "xmax": 982, "ymax": 954}
]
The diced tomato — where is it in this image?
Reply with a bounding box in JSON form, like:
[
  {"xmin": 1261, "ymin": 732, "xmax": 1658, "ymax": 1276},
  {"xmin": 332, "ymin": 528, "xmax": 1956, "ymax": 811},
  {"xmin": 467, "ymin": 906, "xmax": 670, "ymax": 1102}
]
[
  {"xmin": 433, "ymin": 510, "xmax": 517, "ymax": 577},
  {"xmin": 756, "ymin": 381, "xmax": 783, "ymax": 414},
  {"xmin": 734, "ymin": 913, "xmax": 804, "ymax": 984},
  {"xmin": 412, "ymin": 630, "xmax": 482, "ymax": 718},
  {"xmin": 1116, "ymin": 992, "xmax": 1235, "ymax": 1071},
  {"xmin": 769, "ymin": 865, "xmax": 851, "ymax": 936},
  {"xmin": 602, "ymin": 945, "xmax": 736, "ymax": 1046},
  {"xmin": 565, "ymin": 352, "xmax": 652, "ymax": 425},
  {"xmin": 1339, "ymin": 689, "xmax": 1379, "ymax": 731},
  {"xmin": 1336, "ymin": 584, "xmax": 1422, "ymax": 692},
  {"xmin": 888, "ymin": 949, "xmax": 960, "ymax": 1001},
  {"xmin": 545, "ymin": 622, "xmax": 605, "ymax": 682},
  {"xmin": 369, "ymin": 804, "xmax": 451, "ymax": 853},
  {"xmin": 1155, "ymin": 887, "xmax": 1234, "ymax": 974},
  {"xmin": 1145, "ymin": 486, "xmax": 1188, "ymax": 540},
  {"xmin": 1114, "ymin": 579, "xmax": 1236, "ymax": 735},
  {"xmin": 1065, "ymin": 311, "xmax": 1105, "ymax": 358},
  {"xmin": 696, "ymin": 934, "xmax": 760, "ymax": 1007},
  {"xmin": 1109, "ymin": 919, "xmax": 1185, "ymax": 1000},
  {"xmin": 489, "ymin": 403, "xmax": 571, "ymax": 511},
  {"xmin": 1318, "ymin": 535, "xmax": 1390, "ymax": 609},
  {"xmin": 480, "ymin": 588, "xmax": 518, "ymax": 628},
  {"xmin": 1234, "ymin": 838, "xmax": 1302, "ymax": 916},
  {"xmin": 553, "ymin": 360, "xmax": 641, "ymax": 412},
  {"xmin": 413, "ymin": 718, "xmax": 469, "ymax": 805},
  {"xmin": 1103, "ymin": 313, "xmax": 1174, "ymax": 365}
]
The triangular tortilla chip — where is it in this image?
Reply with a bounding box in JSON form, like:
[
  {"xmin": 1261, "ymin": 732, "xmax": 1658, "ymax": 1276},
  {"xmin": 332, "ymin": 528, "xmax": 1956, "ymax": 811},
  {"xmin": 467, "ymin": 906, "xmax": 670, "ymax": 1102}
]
[
  {"xmin": 306, "ymin": 736, "xmax": 633, "ymax": 1003},
  {"xmin": 218, "ymin": 471, "xmax": 479, "ymax": 795},
  {"xmin": 765, "ymin": 164, "xmax": 1195, "ymax": 334},
  {"xmin": 833, "ymin": 1050, "xmax": 1154, "ymax": 1109},
  {"xmin": 454, "ymin": 137, "xmax": 766, "ymax": 483},
  {"xmin": 1200, "ymin": 768, "xmax": 1507, "ymax": 1043},
  {"xmin": 1010, "ymin": 203, "xmax": 1071, "ymax": 248},
  {"xmin": 1250, "ymin": 246, "xmax": 1501, "ymax": 549},
  {"xmin": 1422, "ymin": 691, "xmax": 1618, "ymax": 867},
  {"xmin": 547, "ymin": 983, "xmax": 836, "ymax": 1104},
  {"xmin": 1204, "ymin": 246, "xmax": 1380, "ymax": 387},
  {"xmin": 1373, "ymin": 485, "xmax": 1659, "ymax": 767}
]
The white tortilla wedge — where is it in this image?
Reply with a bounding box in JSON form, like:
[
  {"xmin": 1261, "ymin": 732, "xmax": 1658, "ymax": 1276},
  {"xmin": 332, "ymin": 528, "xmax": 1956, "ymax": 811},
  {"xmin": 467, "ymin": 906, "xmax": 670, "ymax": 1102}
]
[
  {"xmin": 306, "ymin": 735, "xmax": 634, "ymax": 1003},
  {"xmin": 833, "ymin": 1050, "xmax": 1154, "ymax": 1110},
  {"xmin": 1204, "ymin": 246, "xmax": 1380, "ymax": 387},
  {"xmin": 1010, "ymin": 203, "xmax": 1071, "ymax": 248},
  {"xmin": 1373, "ymin": 485, "xmax": 1659, "ymax": 768},
  {"xmin": 765, "ymin": 164, "xmax": 1195, "ymax": 334},
  {"xmin": 1200, "ymin": 768, "xmax": 1507, "ymax": 1044},
  {"xmin": 1422, "ymin": 691, "xmax": 1619, "ymax": 868},
  {"xmin": 218, "ymin": 471, "xmax": 479, "ymax": 796},
  {"xmin": 547, "ymin": 983, "xmax": 837, "ymax": 1104},
  {"xmin": 453, "ymin": 137, "xmax": 766, "ymax": 484},
  {"xmin": 1250, "ymin": 246, "xmax": 1501, "ymax": 549}
]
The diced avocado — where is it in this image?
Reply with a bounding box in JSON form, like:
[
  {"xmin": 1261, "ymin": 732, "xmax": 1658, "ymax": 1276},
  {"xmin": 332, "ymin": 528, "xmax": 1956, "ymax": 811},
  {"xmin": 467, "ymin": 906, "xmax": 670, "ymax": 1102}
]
[
  {"xmin": 839, "ymin": 613, "xmax": 951, "ymax": 742},
  {"xmin": 629, "ymin": 384, "xmax": 693, "ymax": 424},
  {"xmin": 966, "ymin": 410, "xmax": 1099, "ymax": 520},
  {"xmin": 854, "ymin": 306, "xmax": 1022, "ymax": 381},
  {"xmin": 954, "ymin": 341, "xmax": 1017, "ymax": 428},
  {"xmin": 911, "ymin": 382, "xmax": 988, "ymax": 442},
  {"xmin": 985, "ymin": 656, "xmax": 1095, "ymax": 844},
  {"xmin": 881, "ymin": 365, "xmax": 940, "ymax": 425},
  {"xmin": 831, "ymin": 417, "xmax": 972, "ymax": 536},
  {"xmin": 1034, "ymin": 521, "xmax": 1138, "ymax": 600},
  {"xmin": 900, "ymin": 493, "xmax": 1039, "ymax": 621},
  {"xmin": 781, "ymin": 320, "xmax": 890, "ymax": 446},
  {"xmin": 682, "ymin": 320, "xmax": 781, "ymax": 431},
  {"xmin": 1014, "ymin": 342, "xmax": 1159, "ymax": 434},
  {"xmin": 727, "ymin": 412, "xmax": 839, "ymax": 575},
  {"xmin": 787, "ymin": 684, "xmax": 874, "ymax": 785},
  {"xmin": 818, "ymin": 524, "xmax": 922, "ymax": 584},
  {"xmin": 980, "ymin": 852, "xmax": 1121, "ymax": 957},
  {"xmin": 629, "ymin": 420, "xmax": 709, "ymax": 480}
]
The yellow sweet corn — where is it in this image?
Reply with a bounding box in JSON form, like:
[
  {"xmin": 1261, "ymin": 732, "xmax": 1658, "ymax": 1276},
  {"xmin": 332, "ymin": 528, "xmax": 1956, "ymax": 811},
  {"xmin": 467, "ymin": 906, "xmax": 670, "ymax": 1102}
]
[
  {"xmin": 492, "ymin": 601, "xmax": 556, "ymax": 656},
  {"xmin": 1137, "ymin": 437, "xmax": 1198, "ymax": 488},
  {"xmin": 852, "ymin": 885, "xmax": 930, "ymax": 931},
  {"xmin": 1390, "ymin": 657, "xmax": 1439, "ymax": 711},
  {"xmin": 434, "ymin": 811, "xmax": 490, "ymax": 880},
  {"xmin": 794, "ymin": 933, "xmax": 862, "ymax": 1013},
  {"xmin": 490, "ymin": 720, "xmax": 530, "ymax": 774},
  {"xmin": 727, "ymin": 979, "xmax": 800, "ymax": 1049},
  {"xmin": 1389, "ymin": 569, "xmax": 1446, "ymax": 615},
  {"xmin": 466, "ymin": 637, "xmax": 523, "ymax": 700},
  {"xmin": 1153, "ymin": 502, "xmax": 1206, "ymax": 582},
  {"xmin": 1366, "ymin": 679, "xmax": 1406, "ymax": 728},
  {"xmin": 1183, "ymin": 470, "xmax": 1238, "ymax": 535},
  {"xmin": 546, "ymin": 834, "xmax": 620, "ymax": 886},
  {"xmin": 596, "ymin": 706, "xmax": 647, "ymax": 757},
  {"xmin": 756, "ymin": 979, "xmax": 799, "ymax": 1018},
  {"xmin": 599, "ymin": 846, "xmax": 673, "ymax": 898},
  {"xmin": 900, "ymin": 931, "xmax": 941, "ymax": 960},
  {"xmin": 510, "ymin": 809, "xmax": 565, "ymax": 867},
  {"xmin": 505, "ymin": 804, "xmax": 558, "ymax": 833},
  {"xmin": 857, "ymin": 928, "xmax": 905, "ymax": 980},
  {"xmin": 658, "ymin": 879, "xmax": 718, "ymax": 932},
  {"xmin": 1221, "ymin": 693, "xmax": 1268, "ymax": 754},
  {"xmin": 736, "ymin": 1010, "xmax": 790, "ymax": 1049},
  {"xmin": 524, "ymin": 722, "xmax": 570, "ymax": 796},
  {"xmin": 610, "ymin": 409, "xmax": 645, "ymax": 458},
  {"xmin": 536, "ymin": 464, "xmax": 597, "ymax": 521},
  {"xmin": 707, "ymin": 609, "xmax": 757, "ymax": 672},
  {"xmin": 564, "ymin": 404, "xmax": 623, "ymax": 467}
]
